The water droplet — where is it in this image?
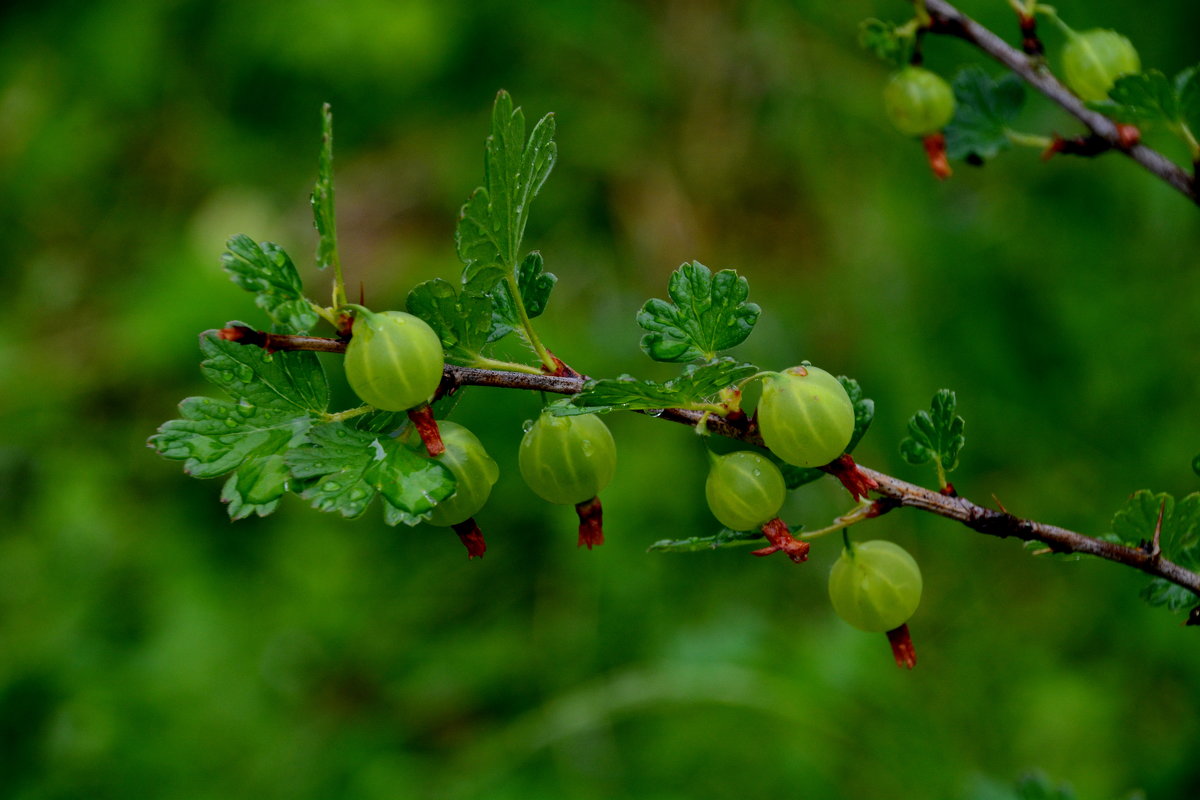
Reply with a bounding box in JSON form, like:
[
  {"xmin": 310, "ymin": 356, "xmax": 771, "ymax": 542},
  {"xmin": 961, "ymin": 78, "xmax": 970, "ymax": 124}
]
[
  {"xmin": 521, "ymin": 419, "xmax": 534, "ymax": 433},
  {"xmin": 370, "ymin": 440, "xmax": 386, "ymax": 461},
  {"xmin": 580, "ymin": 440, "xmax": 594, "ymax": 455},
  {"xmin": 348, "ymin": 488, "xmax": 367, "ymax": 501},
  {"xmin": 220, "ymin": 371, "xmax": 235, "ymax": 383},
  {"xmin": 236, "ymin": 365, "xmax": 254, "ymax": 382},
  {"xmin": 647, "ymin": 409, "xmax": 665, "ymax": 418},
  {"xmin": 752, "ymin": 469, "xmax": 762, "ymax": 477},
  {"xmin": 324, "ymin": 481, "xmax": 342, "ymax": 492},
  {"xmin": 224, "ymin": 418, "xmax": 238, "ymax": 428}
]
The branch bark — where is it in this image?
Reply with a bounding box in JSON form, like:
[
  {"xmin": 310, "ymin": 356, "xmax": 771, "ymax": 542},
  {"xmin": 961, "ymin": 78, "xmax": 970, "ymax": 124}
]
[
  {"xmin": 218, "ymin": 327, "xmax": 1200, "ymax": 602},
  {"xmin": 921, "ymin": 0, "xmax": 1198, "ymax": 204}
]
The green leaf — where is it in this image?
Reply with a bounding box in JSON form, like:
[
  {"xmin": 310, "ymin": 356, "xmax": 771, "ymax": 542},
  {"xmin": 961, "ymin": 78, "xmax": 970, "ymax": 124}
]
[
  {"xmin": 1108, "ymin": 490, "xmax": 1200, "ymax": 613},
  {"xmin": 944, "ymin": 67, "xmax": 1026, "ymax": 161},
  {"xmin": 148, "ymin": 330, "xmax": 329, "ymax": 519},
  {"xmin": 1177, "ymin": 66, "xmax": 1200, "ymax": 151},
  {"xmin": 776, "ymin": 376, "xmax": 874, "ymax": 489},
  {"xmin": 567, "ymin": 359, "xmax": 757, "ymax": 414},
  {"xmin": 637, "ymin": 262, "xmax": 761, "ymax": 362},
  {"xmin": 492, "ymin": 251, "xmax": 558, "ymax": 335},
  {"xmin": 311, "ymin": 103, "xmax": 339, "ymax": 274},
  {"xmin": 220, "ymin": 236, "xmax": 319, "ymax": 333},
  {"xmin": 648, "ymin": 527, "xmax": 774, "ymax": 553},
  {"xmin": 287, "ymin": 423, "xmax": 455, "ymax": 524},
  {"xmin": 406, "ymin": 278, "xmax": 494, "ymax": 364},
  {"xmin": 455, "ymin": 90, "xmax": 557, "ymax": 282},
  {"xmin": 1088, "ymin": 70, "xmax": 1178, "ymax": 124},
  {"xmin": 900, "ymin": 389, "xmax": 965, "ymax": 472},
  {"xmin": 858, "ymin": 19, "xmax": 914, "ymax": 69}
]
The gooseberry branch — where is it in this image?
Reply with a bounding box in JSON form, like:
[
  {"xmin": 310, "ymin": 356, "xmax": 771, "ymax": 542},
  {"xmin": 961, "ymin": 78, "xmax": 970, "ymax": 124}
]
[
  {"xmin": 918, "ymin": 0, "xmax": 1199, "ymax": 204},
  {"xmin": 217, "ymin": 325, "xmax": 1200, "ymax": 604}
]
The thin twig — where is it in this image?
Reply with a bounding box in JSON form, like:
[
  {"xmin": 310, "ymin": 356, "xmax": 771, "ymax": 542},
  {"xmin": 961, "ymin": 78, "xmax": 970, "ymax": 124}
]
[
  {"xmin": 921, "ymin": 0, "xmax": 1198, "ymax": 204},
  {"xmin": 220, "ymin": 326, "xmax": 1200, "ymax": 600}
]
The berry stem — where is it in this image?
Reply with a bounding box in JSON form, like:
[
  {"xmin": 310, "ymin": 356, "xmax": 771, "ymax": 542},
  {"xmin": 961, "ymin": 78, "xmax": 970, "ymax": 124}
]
[{"xmin": 407, "ymin": 405, "xmax": 446, "ymax": 457}]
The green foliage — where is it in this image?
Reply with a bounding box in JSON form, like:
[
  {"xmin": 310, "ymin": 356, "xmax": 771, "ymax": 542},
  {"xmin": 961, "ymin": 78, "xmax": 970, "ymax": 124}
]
[
  {"xmin": 636, "ymin": 261, "xmax": 761, "ymax": 362},
  {"xmin": 566, "ymin": 359, "xmax": 757, "ymax": 414},
  {"xmin": 775, "ymin": 376, "xmax": 874, "ymax": 489},
  {"xmin": 1107, "ymin": 490, "xmax": 1200, "ymax": 612},
  {"xmin": 1088, "ymin": 66, "xmax": 1200, "ymax": 155},
  {"xmin": 287, "ymin": 423, "xmax": 455, "ymax": 525},
  {"xmin": 311, "ymin": 102, "xmax": 339, "ymax": 274},
  {"xmin": 858, "ymin": 18, "xmax": 914, "ymax": 68},
  {"xmin": 491, "ymin": 251, "xmax": 557, "ymax": 330},
  {"xmin": 405, "ymin": 277, "xmax": 495, "ymax": 364},
  {"xmin": 148, "ymin": 329, "xmax": 329, "ymax": 519},
  {"xmin": 220, "ymin": 236, "xmax": 318, "ymax": 333},
  {"xmin": 455, "ymin": 90, "xmax": 557, "ymax": 284},
  {"xmin": 945, "ymin": 67, "xmax": 1026, "ymax": 162},
  {"xmin": 900, "ymin": 389, "xmax": 966, "ymax": 474}
]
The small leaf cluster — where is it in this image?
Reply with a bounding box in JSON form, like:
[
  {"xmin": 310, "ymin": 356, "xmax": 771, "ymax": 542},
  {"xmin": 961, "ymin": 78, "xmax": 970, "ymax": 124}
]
[
  {"xmin": 1089, "ymin": 68, "xmax": 1200, "ymax": 158},
  {"xmin": 1107, "ymin": 490, "xmax": 1200, "ymax": 613},
  {"xmin": 900, "ymin": 389, "xmax": 966, "ymax": 485}
]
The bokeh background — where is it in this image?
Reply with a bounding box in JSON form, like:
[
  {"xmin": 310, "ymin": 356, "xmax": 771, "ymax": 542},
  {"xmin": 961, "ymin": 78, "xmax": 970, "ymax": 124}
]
[{"xmin": 2, "ymin": 1, "xmax": 1199, "ymax": 797}]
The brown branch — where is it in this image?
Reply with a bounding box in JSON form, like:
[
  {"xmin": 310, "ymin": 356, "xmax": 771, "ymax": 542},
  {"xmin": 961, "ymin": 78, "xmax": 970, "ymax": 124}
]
[
  {"xmin": 221, "ymin": 327, "xmax": 1200, "ymax": 601},
  {"xmin": 920, "ymin": 0, "xmax": 1198, "ymax": 205}
]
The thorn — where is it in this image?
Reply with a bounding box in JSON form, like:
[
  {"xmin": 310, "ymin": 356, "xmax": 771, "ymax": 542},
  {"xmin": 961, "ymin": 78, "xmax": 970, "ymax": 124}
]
[
  {"xmin": 992, "ymin": 493, "xmax": 1009, "ymax": 514},
  {"xmin": 1149, "ymin": 498, "xmax": 1165, "ymax": 559}
]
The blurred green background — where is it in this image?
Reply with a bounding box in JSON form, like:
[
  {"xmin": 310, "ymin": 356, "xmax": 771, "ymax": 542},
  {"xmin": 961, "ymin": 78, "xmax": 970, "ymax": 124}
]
[{"xmin": 2, "ymin": 1, "xmax": 1199, "ymax": 798}]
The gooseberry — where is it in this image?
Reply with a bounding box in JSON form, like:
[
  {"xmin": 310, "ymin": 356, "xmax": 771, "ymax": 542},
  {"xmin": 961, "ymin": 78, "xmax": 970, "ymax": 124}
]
[
  {"xmin": 426, "ymin": 421, "xmax": 500, "ymax": 527},
  {"xmin": 828, "ymin": 539, "xmax": 922, "ymax": 633},
  {"xmin": 883, "ymin": 66, "xmax": 956, "ymax": 138},
  {"xmin": 519, "ymin": 411, "xmax": 617, "ymax": 506},
  {"xmin": 705, "ymin": 451, "xmax": 786, "ymax": 531},
  {"xmin": 344, "ymin": 309, "xmax": 444, "ymax": 411},
  {"xmin": 757, "ymin": 366, "xmax": 855, "ymax": 468},
  {"xmin": 1061, "ymin": 29, "xmax": 1140, "ymax": 102}
]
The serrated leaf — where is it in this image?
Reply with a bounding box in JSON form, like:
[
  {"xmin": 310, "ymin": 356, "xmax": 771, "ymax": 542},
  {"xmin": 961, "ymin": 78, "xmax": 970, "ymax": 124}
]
[
  {"xmin": 568, "ymin": 359, "xmax": 757, "ymax": 414},
  {"xmin": 220, "ymin": 236, "xmax": 318, "ymax": 333},
  {"xmin": 491, "ymin": 251, "xmax": 558, "ymax": 337},
  {"xmin": 858, "ymin": 19, "xmax": 914, "ymax": 68},
  {"xmin": 149, "ymin": 331, "xmax": 329, "ymax": 519},
  {"xmin": 311, "ymin": 103, "xmax": 339, "ymax": 273},
  {"xmin": 406, "ymin": 278, "xmax": 494, "ymax": 364},
  {"xmin": 1177, "ymin": 66, "xmax": 1200, "ymax": 151},
  {"xmin": 776, "ymin": 375, "xmax": 874, "ymax": 489},
  {"xmin": 287, "ymin": 423, "xmax": 455, "ymax": 524},
  {"xmin": 1109, "ymin": 490, "xmax": 1200, "ymax": 562},
  {"xmin": 1140, "ymin": 579, "xmax": 1197, "ymax": 613},
  {"xmin": 900, "ymin": 389, "xmax": 965, "ymax": 472},
  {"xmin": 944, "ymin": 66, "xmax": 1026, "ymax": 161},
  {"xmin": 455, "ymin": 90, "xmax": 557, "ymax": 281},
  {"xmin": 1088, "ymin": 70, "xmax": 1178, "ymax": 124},
  {"xmin": 637, "ymin": 262, "xmax": 760, "ymax": 362}
]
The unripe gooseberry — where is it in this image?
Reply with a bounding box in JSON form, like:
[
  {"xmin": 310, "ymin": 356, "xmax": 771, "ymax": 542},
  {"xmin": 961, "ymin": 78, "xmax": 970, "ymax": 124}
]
[
  {"xmin": 1061, "ymin": 29, "xmax": 1140, "ymax": 102},
  {"xmin": 757, "ymin": 365, "xmax": 855, "ymax": 469},
  {"xmin": 426, "ymin": 421, "xmax": 500, "ymax": 527},
  {"xmin": 344, "ymin": 309, "xmax": 444, "ymax": 411},
  {"xmin": 883, "ymin": 66, "xmax": 956, "ymax": 138},
  {"xmin": 705, "ymin": 451, "xmax": 786, "ymax": 531},
  {"xmin": 828, "ymin": 539, "xmax": 922, "ymax": 633},
  {"xmin": 519, "ymin": 412, "xmax": 617, "ymax": 506}
]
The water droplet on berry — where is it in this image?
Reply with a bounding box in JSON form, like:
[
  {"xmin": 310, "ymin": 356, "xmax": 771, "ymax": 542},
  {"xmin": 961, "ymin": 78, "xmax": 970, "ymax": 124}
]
[{"xmin": 522, "ymin": 419, "xmax": 534, "ymax": 433}]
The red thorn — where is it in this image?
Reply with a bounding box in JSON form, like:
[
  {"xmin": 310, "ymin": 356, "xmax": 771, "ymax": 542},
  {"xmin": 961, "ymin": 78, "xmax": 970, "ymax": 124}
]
[
  {"xmin": 887, "ymin": 624, "xmax": 917, "ymax": 669},
  {"xmin": 751, "ymin": 517, "xmax": 809, "ymax": 563},
  {"xmin": 451, "ymin": 518, "xmax": 487, "ymax": 559},
  {"xmin": 407, "ymin": 405, "xmax": 445, "ymax": 456},
  {"xmin": 922, "ymin": 133, "xmax": 953, "ymax": 180},
  {"xmin": 543, "ymin": 351, "xmax": 582, "ymax": 378},
  {"xmin": 827, "ymin": 454, "xmax": 878, "ymax": 502},
  {"xmin": 575, "ymin": 496, "xmax": 605, "ymax": 549}
]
